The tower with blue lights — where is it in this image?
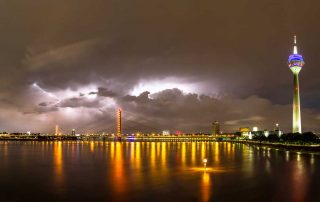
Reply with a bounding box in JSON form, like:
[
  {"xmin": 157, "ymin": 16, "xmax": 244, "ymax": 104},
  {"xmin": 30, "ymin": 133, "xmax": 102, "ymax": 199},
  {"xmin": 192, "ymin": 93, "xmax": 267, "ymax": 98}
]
[{"xmin": 288, "ymin": 36, "xmax": 304, "ymax": 133}]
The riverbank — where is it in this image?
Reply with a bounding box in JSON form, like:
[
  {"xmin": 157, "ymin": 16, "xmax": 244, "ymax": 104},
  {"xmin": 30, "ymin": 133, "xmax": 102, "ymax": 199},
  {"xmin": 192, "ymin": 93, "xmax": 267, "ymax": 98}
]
[
  {"xmin": 1, "ymin": 136, "xmax": 320, "ymax": 153},
  {"xmin": 229, "ymin": 140, "xmax": 320, "ymax": 152}
]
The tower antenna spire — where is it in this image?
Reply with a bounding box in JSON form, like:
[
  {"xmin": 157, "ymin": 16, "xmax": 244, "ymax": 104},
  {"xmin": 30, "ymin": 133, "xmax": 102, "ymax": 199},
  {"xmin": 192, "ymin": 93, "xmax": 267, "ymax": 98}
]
[{"xmin": 293, "ymin": 35, "xmax": 298, "ymax": 54}]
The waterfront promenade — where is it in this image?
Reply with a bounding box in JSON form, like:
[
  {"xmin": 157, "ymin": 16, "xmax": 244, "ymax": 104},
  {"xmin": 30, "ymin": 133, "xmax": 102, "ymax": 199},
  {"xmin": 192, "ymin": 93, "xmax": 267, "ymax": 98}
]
[{"xmin": 1, "ymin": 134, "xmax": 320, "ymax": 152}]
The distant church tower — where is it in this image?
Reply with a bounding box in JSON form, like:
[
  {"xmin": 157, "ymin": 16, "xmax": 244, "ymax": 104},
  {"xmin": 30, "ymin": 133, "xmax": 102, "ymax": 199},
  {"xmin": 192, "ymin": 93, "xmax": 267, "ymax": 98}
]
[{"xmin": 288, "ymin": 36, "xmax": 304, "ymax": 133}]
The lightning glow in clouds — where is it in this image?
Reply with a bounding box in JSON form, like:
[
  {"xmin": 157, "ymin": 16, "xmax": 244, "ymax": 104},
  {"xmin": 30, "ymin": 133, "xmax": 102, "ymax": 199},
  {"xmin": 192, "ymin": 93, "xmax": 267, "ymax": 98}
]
[
  {"xmin": 32, "ymin": 83, "xmax": 99, "ymax": 102},
  {"xmin": 32, "ymin": 83, "xmax": 61, "ymax": 103},
  {"xmin": 130, "ymin": 77, "xmax": 198, "ymax": 96}
]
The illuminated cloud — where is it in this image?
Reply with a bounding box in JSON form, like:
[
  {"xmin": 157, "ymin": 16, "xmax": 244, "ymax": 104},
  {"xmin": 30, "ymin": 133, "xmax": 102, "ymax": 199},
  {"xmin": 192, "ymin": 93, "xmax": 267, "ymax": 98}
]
[{"xmin": 130, "ymin": 77, "xmax": 198, "ymax": 96}]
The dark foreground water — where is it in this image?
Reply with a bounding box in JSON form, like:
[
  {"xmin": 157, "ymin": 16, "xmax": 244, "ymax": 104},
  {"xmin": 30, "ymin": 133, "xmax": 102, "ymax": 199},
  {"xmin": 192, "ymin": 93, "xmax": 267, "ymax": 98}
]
[{"xmin": 0, "ymin": 141, "xmax": 320, "ymax": 202}]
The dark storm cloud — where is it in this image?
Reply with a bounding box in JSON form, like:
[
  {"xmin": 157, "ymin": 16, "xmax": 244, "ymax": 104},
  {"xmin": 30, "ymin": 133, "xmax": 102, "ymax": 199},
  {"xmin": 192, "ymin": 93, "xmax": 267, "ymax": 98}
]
[
  {"xmin": 38, "ymin": 102, "xmax": 49, "ymax": 107},
  {"xmin": 32, "ymin": 105, "xmax": 59, "ymax": 114},
  {"xmin": 89, "ymin": 87, "xmax": 117, "ymax": 97},
  {"xmin": 0, "ymin": 0, "xmax": 320, "ymax": 132},
  {"xmin": 59, "ymin": 97, "xmax": 102, "ymax": 108},
  {"xmin": 117, "ymin": 89, "xmax": 320, "ymax": 133}
]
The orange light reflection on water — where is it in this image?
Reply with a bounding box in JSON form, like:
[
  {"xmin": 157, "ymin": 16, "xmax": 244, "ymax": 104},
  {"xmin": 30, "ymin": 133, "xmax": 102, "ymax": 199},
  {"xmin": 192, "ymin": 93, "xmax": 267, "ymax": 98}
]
[
  {"xmin": 161, "ymin": 142, "xmax": 167, "ymax": 168},
  {"xmin": 181, "ymin": 142, "xmax": 186, "ymax": 167},
  {"xmin": 291, "ymin": 153, "xmax": 309, "ymax": 202},
  {"xmin": 201, "ymin": 171, "xmax": 211, "ymax": 202},
  {"xmin": 112, "ymin": 142, "xmax": 125, "ymax": 195},
  {"xmin": 90, "ymin": 141, "xmax": 94, "ymax": 153},
  {"xmin": 53, "ymin": 141, "xmax": 64, "ymax": 187},
  {"xmin": 135, "ymin": 142, "xmax": 141, "ymax": 170},
  {"xmin": 214, "ymin": 142, "xmax": 220, "ymax": 164},
  {"xmin": 150, "ymin": 142, "xmax": 156, "ymax": 169},
  {"xmin": 191, "ymin": 142, "xmax": 196, "ymax": 165}
]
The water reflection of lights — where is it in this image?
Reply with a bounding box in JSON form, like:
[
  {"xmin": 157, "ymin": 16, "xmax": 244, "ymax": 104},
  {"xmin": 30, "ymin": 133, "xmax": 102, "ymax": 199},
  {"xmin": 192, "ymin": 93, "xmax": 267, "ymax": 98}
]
[
  {"xmin": 53, "ymin": 141, "xmax": 64, "ymax": 186},
  {"xmin": 135, "ymin": 142, "xmax": 141, "ymax": 169},
  {"xmin": 286, "ymin": 151, "xmax": 290, "ymax": 162},
  {"xmin": 191, "ymin": 142, "xmax": 196, "ymax": 165},
  {"xmin": 110, "ymin": 142, "xmax": 115, "ymax": 161},
  {"xmin": 161, "ymin": 142, "xmax": 167, "ymax": 168},
  {"xmin": 189, "ymin": 167, "xmax": 231, "ymax": 173},
  {"xmin": 156, "ymin": 142, "xmax": 161, "ymax": 158},
  {"xmin": 150, "ymin": 142, "xmax": 156, "ymax": 169},
  {"xmin": 292, "ymin": 152, "xmax": 308, "ymax": 202},
  {"xmin": 201, "ymin": 171, "xmax": 211, "ymax": 202},
  {"xmin": 214, "ymin": 142, "xmax": 220, "ymax": 164},
  {"xmin": 296, "ymin": 152, "xmax": 301, "ymax": 162},
  {"xmin": 113, "ymin": 142, "xmax": 125, "ymax": 195},
  {"xmin": 130, "ymin": 142, "xmax": 135, "ymax": 166},
  {"xmin": 90, "ymin": 141, "xmax": 95, "ymax": 153},
  {"xmin": 310, "ymin": 154, "xmax": 315, "ymax": 165},
  {"xmin": 201, "ymin": 143, "xmax": 206, "ymax": 160},
  {"xmin": 181, "ymin": 142, "xmax": 186, "ymax": 166}
]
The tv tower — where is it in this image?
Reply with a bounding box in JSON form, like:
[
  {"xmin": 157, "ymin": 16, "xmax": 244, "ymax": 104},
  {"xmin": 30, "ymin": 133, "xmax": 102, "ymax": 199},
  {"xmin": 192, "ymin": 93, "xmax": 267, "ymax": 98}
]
[{"xmin": 288, "ymin": 36, "xmax": 305, "ymax": 133}]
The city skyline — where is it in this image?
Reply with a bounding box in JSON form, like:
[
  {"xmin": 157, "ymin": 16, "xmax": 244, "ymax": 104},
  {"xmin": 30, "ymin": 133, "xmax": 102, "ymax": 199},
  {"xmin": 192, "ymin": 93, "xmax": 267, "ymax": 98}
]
[
  {"xmin": 2, "ymin": 2, "xmax": 320, "ymax": 202},
  {"xmin": 1, "ymin": 1, "xmax": 320, "ymax": 133}
]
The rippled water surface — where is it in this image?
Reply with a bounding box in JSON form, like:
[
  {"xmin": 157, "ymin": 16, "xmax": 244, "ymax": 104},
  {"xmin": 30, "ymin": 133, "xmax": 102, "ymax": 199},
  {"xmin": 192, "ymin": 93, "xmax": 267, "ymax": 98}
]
[{"xmin": 0, "ymin": 141, "xmax": 320, "ymax": 202}]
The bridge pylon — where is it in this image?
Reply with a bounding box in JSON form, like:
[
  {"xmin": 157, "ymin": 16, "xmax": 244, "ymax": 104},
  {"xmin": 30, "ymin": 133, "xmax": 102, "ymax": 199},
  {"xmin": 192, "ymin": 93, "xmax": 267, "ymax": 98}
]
[{"xmin": 117, "ymin": 108, "xmax": 122, "ymax": 136}]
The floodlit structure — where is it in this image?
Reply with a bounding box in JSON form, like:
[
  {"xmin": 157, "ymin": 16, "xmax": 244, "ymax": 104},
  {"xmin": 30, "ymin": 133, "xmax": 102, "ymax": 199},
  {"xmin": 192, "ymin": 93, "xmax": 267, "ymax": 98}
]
[
  {"xmin": 288, "ymin": 36, "xmax": 304, "ymax": 133},
  {"xmin": 239, "ymin": 127, "xmax": 250, "ymax": 138},
  {"xmin": 117, "ymin": 108, "xmax": 122, "ymax": 136},
  {"xmin": 162, "ymin": 130, "xmax": 170, "ymax": 136},
  {"xmin": 252, "ymin": 126, "xmax": 258, "ymax": 132},
  {"xmin": 55, "ymin": 125, "xmax": 59, "ymax": 136}
]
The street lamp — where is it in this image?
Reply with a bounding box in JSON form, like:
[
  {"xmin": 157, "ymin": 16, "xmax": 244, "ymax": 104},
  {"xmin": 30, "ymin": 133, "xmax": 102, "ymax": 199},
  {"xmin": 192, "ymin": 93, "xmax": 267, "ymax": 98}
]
[{"xmin": 203, "ymin": 158, "xmax": 207, "ymax": 171}]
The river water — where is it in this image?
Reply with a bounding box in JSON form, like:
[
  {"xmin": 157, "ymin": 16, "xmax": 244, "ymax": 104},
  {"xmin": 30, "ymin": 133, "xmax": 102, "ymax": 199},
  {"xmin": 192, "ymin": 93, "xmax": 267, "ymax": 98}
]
[{"xmin": 0, "ymin": 141, "xmax": 319, "ymax": 202}]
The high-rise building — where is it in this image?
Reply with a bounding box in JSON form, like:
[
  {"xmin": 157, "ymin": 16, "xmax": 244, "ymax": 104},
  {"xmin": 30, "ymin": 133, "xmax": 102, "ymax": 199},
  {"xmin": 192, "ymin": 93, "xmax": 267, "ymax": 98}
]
[
  {"xmin": 71, "ymin": 129, "xmax": 75, "ymax": 136},
  {"xmin": 288, "ymin": 36, "xmax": 304, "ymax": 133},
  {"xmin": 212, "ymin": 121, "xmax": 220, "ymax": 136}
]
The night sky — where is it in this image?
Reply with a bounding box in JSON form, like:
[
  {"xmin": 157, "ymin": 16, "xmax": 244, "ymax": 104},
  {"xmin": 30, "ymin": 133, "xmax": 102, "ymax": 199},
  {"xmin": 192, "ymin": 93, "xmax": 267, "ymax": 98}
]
[{"xmin": 1, "ymin": 0, "xmax": 320, "ymax": 133}]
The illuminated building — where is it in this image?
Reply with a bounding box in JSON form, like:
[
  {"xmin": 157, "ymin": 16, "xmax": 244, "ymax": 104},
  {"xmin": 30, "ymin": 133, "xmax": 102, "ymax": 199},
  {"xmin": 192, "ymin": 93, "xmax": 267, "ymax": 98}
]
[
  {"xmin": 239, "ymin": 127, "xmax": 250, "ymax": 138},
  {"xmin": 162, "ymin": 130, "xmax": 170, "ymax": 136},
  {"xmin": 117, "ymin": 108, "xmax": 122, "ymax": 136},
  {"xmin": 251, "ymin": 127, "xmax": 264, "ymax": 138},
  {"xmin": 71, "ymin": 129, "xmax": 75, "ymax": 136},
  {"xmin": 212, "ymin": 121, "xmax": 220, "ymax": 136},
  {"xmin": 288, "ymin": 36, "xmax": 304, "ymax": 133}
]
